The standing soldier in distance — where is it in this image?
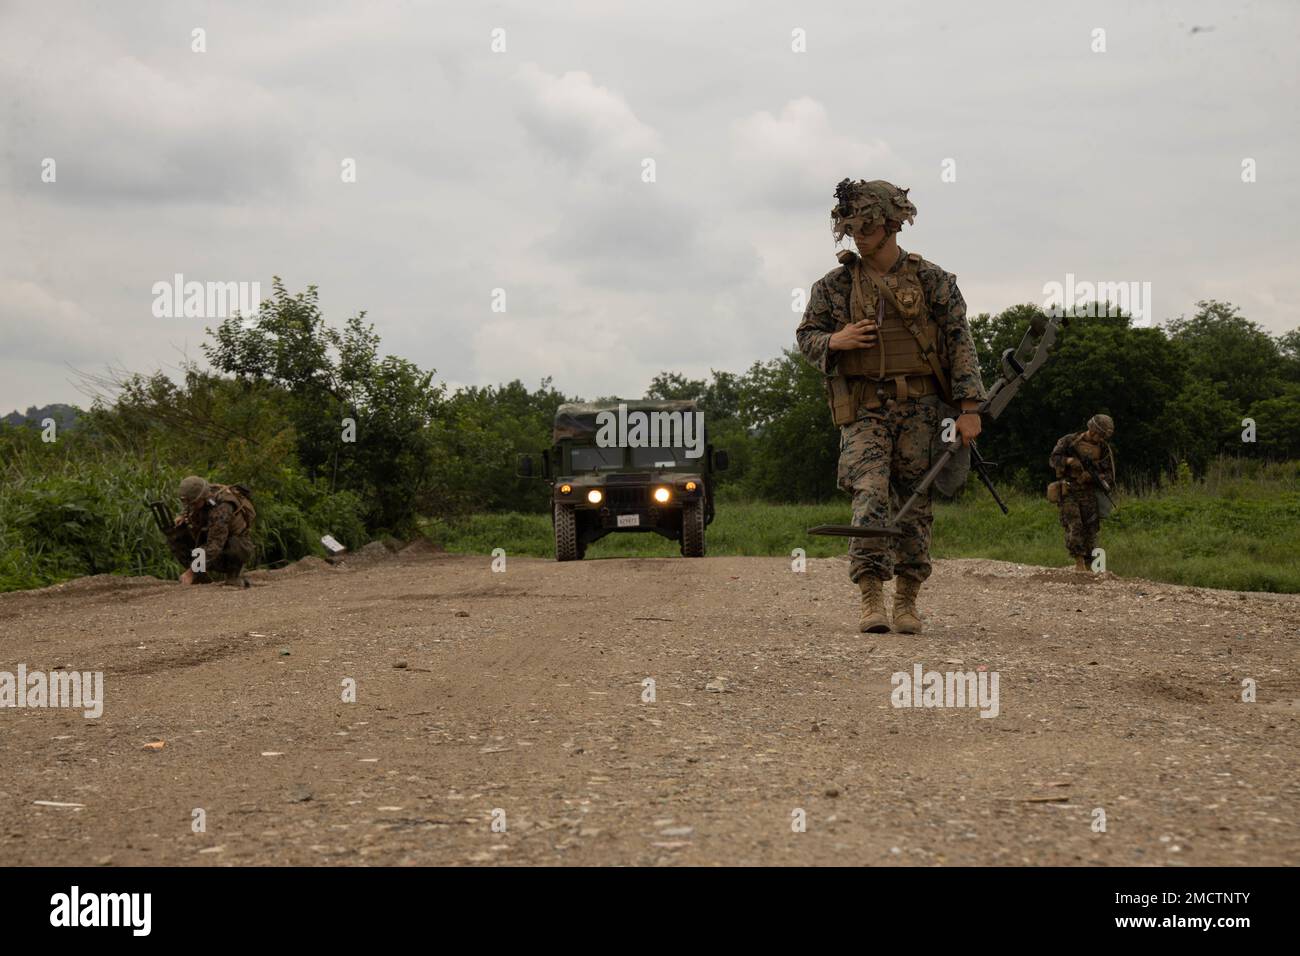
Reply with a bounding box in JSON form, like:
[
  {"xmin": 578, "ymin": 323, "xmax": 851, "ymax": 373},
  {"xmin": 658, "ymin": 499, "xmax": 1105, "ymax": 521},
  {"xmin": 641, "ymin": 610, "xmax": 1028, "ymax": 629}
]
[
  {"xmin": 1049, "ymin": 415, "xmax": 1117, "ymax": 572},
  {"xmin": 796, "ymin": 179, "xmax": 986, "ymax": 634},
  {"xmin": 170, "ymin": 475, "xmax": 256, "ymax": 587}
]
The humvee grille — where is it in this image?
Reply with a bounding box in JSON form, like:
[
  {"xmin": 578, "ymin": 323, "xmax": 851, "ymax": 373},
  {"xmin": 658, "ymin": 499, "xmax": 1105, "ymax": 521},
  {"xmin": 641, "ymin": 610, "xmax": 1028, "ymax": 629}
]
[{"xmin": 605, "ymin": 486, "xmax": 648, "ymax": 510}]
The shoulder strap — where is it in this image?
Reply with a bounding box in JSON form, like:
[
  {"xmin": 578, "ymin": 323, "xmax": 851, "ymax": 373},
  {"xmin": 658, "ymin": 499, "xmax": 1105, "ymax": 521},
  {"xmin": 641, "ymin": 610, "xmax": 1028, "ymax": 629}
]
[{"xmin": 858, "ymin": 258, "xmax": 953, "ymax": 405}]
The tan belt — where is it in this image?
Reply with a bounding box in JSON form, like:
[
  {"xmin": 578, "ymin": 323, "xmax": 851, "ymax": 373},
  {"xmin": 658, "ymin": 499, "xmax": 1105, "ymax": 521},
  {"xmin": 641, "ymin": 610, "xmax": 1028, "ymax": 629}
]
[{"xmin": 852, "ymin": 374, "xmax": 938, "ymax": 410}]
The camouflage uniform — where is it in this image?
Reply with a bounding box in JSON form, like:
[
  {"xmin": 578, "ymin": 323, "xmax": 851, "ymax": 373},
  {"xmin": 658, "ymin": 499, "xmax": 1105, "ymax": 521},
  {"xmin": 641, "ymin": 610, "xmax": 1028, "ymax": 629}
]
[
  {"xmin": 170, "ymin": 478, "xmax": 256, "ymax": 582},
  {"xmin": 1049, "ymin": 421, "xmax": 1115, "ymax": 561},
  {"xmin": 796, "ymin": 182, "xmax": 985, "ymax": 585}
]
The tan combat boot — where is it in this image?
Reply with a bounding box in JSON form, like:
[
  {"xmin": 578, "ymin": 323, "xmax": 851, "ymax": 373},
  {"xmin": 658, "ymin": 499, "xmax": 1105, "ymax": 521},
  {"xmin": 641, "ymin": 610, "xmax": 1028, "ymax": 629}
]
[
  {"xmin": 858, "ymin": 577, "xmax": 890, "ymax": 633},
  {"xmin": 892, "ymin": 578, "xmax": 923, "ymax": 634},
  {"xmin": 1074, "ymin": 555, "xmax": 1089, "ymax": 572}
]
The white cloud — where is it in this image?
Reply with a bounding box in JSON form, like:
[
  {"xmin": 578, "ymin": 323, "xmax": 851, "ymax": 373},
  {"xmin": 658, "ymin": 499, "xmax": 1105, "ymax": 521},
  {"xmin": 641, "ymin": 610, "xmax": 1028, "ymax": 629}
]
[
  {"xmin": 3, "ymin": 50, "xmax": 297, "ymax": 204},
  {"xmin": 0, "ymin": 279, "xmax": 116, "ymax": 364},
  {"xmin": 730, "ymin": 98, "xmax": 899, "ymax": 206},
  {"xmin": 514, "ymin": 63, "xmax": 662, "ymax": 176}
]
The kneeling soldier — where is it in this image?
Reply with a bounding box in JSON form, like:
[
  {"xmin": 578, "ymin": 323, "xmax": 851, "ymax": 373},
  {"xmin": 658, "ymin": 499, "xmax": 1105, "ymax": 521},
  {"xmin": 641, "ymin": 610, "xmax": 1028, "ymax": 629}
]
[{"xmin": 171, "ymin": 476, "xmax": 256, "ymax": 586}]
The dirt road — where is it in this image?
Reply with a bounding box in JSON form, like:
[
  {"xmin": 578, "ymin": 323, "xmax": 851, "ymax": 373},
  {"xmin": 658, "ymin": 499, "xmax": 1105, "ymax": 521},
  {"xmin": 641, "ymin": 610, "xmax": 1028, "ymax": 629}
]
[{"xmin": 1, "ymin": 546, "xmax": 1296, "ymax": 866}]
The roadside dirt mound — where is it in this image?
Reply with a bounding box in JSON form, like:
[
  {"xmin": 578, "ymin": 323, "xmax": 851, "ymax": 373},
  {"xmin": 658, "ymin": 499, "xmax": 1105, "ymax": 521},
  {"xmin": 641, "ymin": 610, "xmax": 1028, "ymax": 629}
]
[
  {"xmin": 252, "ymin": 555, "xmax": 333, "ymax": 580},
  {"xmin": 0, "ymin": 573, "xmax": 170, "ymax": 617},
  {"xmin": 10, "ymin": 572, "xmax": 171, "ymax": 596},
  {"xmin": 398, "ymin": 537, "xmax": 443, "ymax": 559},
  {"xmin": 338, "ymin": 541, "xmax": 396, "ymax": 567}
]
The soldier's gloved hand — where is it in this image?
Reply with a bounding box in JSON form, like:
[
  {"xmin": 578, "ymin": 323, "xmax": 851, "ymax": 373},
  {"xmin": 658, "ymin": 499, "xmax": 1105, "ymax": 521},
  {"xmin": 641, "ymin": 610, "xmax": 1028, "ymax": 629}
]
[{"xmin": 829, "ymin": 321, "xmax": 878, "ymax": 351}]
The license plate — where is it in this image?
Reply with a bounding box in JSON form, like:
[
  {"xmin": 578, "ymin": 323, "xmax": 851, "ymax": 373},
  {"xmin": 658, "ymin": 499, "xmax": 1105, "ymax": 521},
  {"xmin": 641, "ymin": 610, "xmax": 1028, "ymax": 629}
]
[{"xmin": 617, "ymin": 514, "xmax": 640, "ymax": 527}]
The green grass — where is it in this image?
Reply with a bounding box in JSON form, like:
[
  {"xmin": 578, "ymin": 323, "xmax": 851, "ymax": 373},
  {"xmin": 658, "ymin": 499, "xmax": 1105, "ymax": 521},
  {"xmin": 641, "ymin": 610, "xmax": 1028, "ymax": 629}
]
[{"xmin": 423, "ymin": 473, "xmax": 1300, "ymax": 593}]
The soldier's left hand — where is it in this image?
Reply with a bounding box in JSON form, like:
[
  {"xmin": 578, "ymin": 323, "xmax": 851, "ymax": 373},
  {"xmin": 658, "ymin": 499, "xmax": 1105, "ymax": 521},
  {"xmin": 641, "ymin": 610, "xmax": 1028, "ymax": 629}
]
[{"xmin": 955, "ymin": 410, "xmax": 982, "ymax": 446}]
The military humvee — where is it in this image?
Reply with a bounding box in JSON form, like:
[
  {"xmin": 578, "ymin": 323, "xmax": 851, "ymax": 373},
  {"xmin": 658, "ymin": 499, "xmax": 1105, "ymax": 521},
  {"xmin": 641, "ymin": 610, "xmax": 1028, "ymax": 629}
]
[{"xmin": 518, "ymin": 399, "xmax": 728, "ymax": 560}]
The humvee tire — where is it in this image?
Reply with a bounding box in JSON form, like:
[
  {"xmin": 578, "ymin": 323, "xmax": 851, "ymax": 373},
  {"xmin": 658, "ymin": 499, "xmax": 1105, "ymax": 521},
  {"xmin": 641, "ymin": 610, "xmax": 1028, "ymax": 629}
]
[
  {"xmin": 554, "ymin": 503, "xmax": 581, "ymax": 561},
  {"xmin": 680, "ymin": 499, "xmax": 705, "ymax": 557}
]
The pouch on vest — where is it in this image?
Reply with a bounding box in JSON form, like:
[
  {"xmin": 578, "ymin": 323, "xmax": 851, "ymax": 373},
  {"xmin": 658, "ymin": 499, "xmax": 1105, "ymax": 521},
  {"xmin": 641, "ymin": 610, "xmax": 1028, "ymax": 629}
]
[
  {"xmin": 825, "ymin": 376, "xmax": 863, "ymax": 427},
  {"xmin": 1046, "ymin": 480, "xmax": 1066, "ymax": 503}
]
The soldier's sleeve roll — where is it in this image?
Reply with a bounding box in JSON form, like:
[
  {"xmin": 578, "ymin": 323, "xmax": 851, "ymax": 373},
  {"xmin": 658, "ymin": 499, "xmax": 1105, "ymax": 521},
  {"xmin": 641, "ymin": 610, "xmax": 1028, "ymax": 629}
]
[
  {"xmin": 204, "ymin": 502, "xmax": 234, "ymax": 564},
  {"xmin": 795, "ymin": 278, "xmax": 839, "ymax": 375},
  {"xmin": 926, "ymin": 269, "xmax": 985, "ymax": 403}
]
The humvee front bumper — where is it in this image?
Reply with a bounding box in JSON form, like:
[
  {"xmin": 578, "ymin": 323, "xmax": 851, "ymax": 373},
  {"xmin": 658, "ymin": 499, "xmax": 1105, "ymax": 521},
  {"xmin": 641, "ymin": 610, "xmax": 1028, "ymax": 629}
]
[{"xmin": 552, "ymin": 476, "xmax": 704, "ymax": 521}]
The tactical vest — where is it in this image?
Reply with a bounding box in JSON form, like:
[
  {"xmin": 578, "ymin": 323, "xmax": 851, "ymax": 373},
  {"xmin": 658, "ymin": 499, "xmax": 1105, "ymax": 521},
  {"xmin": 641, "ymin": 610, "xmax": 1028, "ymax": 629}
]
[
  {"xmin": 186, "ymin": 484, "xmax": 256, "ymax": 538},
  {"xmin": 836, "ymin": 255, "xmax": 934, "ymax": 380},
  {"xmin": 826, "ymin": 253, "xmax": 945, "ymax": 424},
  {"xmin": 1073, "ymin": 434, "xmax": 1101, "ymax": 462}
]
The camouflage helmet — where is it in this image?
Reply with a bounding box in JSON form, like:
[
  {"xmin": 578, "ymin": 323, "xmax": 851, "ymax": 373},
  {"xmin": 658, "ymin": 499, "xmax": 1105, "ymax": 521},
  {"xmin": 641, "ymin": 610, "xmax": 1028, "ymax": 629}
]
[
  {"xmin": 831, "ymin": 179, "xmax": 917, "ymax": 241},
  {"xmin": 1087, "ymin": 414, "xmax": 1115, "ymax": 439},
  {"xmin": 178, "ymin": 475, "xmax": 209, "ymax": 504}
]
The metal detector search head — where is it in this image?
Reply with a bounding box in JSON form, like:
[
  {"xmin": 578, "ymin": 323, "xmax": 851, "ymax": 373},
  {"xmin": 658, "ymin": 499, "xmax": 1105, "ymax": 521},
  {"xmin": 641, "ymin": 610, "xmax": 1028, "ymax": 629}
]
[{"xmin": 807, "ymin": 523, "xmax": 905, "ymax": 539}]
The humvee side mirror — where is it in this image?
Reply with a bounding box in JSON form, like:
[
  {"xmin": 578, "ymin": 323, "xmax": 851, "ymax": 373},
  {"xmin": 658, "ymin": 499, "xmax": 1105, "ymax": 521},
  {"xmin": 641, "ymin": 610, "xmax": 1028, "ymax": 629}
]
[
  {"xmin": 713, "ymin": 449, "xmax": 729, "ymax": 471},
  {"xmin": 517, "ymin": 455, "xmax": 534, "ymax": 478}
]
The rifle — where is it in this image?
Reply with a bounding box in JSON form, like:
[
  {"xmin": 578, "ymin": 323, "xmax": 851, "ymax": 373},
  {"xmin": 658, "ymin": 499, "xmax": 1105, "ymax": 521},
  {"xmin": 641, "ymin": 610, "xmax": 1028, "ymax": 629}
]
[
  {"xmin": 146, "ymin": 499, "xmax": 190, "ymax": 546},
  {"xmin": 809, "ymin": 312, "xmax": 1065, "ymax": 539},
  {"xmin": 147, "ymin": 499, "xmax": 174, "ymax": 536},
  {"xmin": 1065, "ymin": 440, "xmax": 1118, "ymax": 515}
]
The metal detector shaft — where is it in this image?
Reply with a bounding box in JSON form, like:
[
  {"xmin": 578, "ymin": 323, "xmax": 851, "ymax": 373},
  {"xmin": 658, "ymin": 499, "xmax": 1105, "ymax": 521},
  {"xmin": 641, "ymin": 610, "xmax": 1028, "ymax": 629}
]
[
  {"xmin": 807, "ymin": 440, "xmax": 963, "ymax": 537},
  {"xmin": 892, "ymin": 444, "xmax": 958, "ymax": 526}
]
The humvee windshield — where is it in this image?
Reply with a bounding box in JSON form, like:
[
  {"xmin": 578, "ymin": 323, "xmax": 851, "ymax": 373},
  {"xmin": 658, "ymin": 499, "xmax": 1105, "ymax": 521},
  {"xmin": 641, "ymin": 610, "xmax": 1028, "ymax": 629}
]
[
  {"xmin": 629, "ymin": 446, "xmax": 698, "ymax": 469},
  {"xmin": 571, "ymin": 446, "xmax": 624, "ymax": 471}
]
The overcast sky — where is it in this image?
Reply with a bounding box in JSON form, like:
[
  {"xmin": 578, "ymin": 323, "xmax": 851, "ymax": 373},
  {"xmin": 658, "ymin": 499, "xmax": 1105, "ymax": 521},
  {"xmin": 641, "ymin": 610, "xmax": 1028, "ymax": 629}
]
[{"xmin": 2, "ymin": 0, "xmax": 1296, "ymax": 414}]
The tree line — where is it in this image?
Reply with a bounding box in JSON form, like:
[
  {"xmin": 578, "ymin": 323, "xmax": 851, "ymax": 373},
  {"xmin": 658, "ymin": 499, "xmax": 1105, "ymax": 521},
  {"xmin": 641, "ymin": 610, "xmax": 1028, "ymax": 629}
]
[{"xmin": 2, "ymin": 279, "xmax": 1296, "ymax": 590}]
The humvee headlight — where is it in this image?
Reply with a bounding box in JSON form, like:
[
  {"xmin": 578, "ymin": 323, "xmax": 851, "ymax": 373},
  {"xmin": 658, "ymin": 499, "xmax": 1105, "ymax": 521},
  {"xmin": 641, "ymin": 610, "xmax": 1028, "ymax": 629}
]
[
  {"xmin": 587, "ymin": 489, "xmax": 603, "ymax": 504},
  {"xmin": 684, "ymin": 481, "xmax": 697, "ymax": 492},
  {"xmin": 560, "ymin": 484, "xmax": 572, "ymax": 495},
  {"xmin": 653, "ymin": 487, "xmax": 671, "ymax": 503}
]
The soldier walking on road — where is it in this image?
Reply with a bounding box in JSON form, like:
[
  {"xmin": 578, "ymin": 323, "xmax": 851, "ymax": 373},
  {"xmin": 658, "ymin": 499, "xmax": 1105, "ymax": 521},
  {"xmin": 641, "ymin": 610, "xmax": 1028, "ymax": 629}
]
[
  {"xmin": 170, "ymin": 476, "xmax": 256, "ymax": 587},
  {"xmin": 1048, "ymin": 415, "xmax": 1117, "ymax": 572},
  {"xmin": 796, "ymin": 179, "xmax": 987, "ymax": 634}
]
